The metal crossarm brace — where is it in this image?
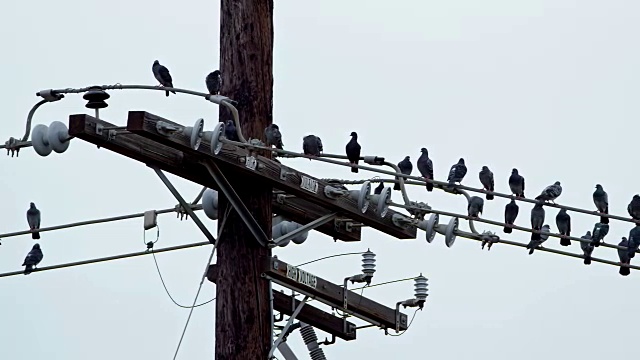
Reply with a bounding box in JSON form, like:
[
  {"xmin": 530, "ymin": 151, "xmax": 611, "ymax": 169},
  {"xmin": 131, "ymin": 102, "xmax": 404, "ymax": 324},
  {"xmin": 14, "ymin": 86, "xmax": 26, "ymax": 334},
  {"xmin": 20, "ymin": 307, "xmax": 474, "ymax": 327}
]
[
  {"xmin": 269, "ymin": 295, "xmax": 310, "ymax": 359},
  {"xmin": 202, "ymin": 160, "xmax": 272, "ymax": 247},
  {"xmin": 272, "ymin": 213, "xmax": 338, "ymax": 247},
  {"xmin": 277, "ymin": 342, "xmax": 299, "ymax": 360},
  {"xmin": 151, "ymin": 166, "xmax": 217, "ymax": 244}
]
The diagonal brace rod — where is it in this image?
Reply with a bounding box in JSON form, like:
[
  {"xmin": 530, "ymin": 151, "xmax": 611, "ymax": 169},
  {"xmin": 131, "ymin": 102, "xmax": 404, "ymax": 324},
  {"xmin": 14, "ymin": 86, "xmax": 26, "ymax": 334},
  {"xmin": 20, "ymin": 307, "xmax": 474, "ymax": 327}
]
[
  {"xmin": 202, "ymin": 160, "xmax": 271, "ymax": 247},
  {"xmin": 269, "ymin": 295, "xmax": 310, "ymax": 359},
  {"xmin": 277, "ymin": 342, "xmax": 300, "ymax": 360},
  {"xmin": 151, "ymin": 166, "xmax": 217, "ymax": 245},
  {"xmin": 273, "ymin": 213, "xmax": 337, "ymax": 247}
]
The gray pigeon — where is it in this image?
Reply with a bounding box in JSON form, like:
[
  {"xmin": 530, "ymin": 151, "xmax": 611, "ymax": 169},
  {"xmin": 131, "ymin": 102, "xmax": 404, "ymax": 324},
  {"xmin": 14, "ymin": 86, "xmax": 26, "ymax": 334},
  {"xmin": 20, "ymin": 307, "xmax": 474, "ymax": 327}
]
[
  {"xmin": 535, "ymin": 181, "xmax": 562, "ymax": 204},
  {"xmin": 345, "ymin": 132, "xmax": 361, "ymax": 173},
  {"xmin": 591, "ymin": 222, "xmax": 610, "ymax": 247},
  {"xmin": 374, "ymin": 182, "xmax": 384, "ymax": 195},
  {"xmin": 27, "ymin": 202, "xmax": 41, "ymax": 240},
  {"xmin": 504, "ymin": 199, "xmax": 519, "ymax": 233},
  {"xmin": 530, "ymin": 203, "xmax": 545, "ymax": 241},
  {"xmin": 618, "ymin": 237, "xmax": 631, "ymax": 276},
  {"xmin": 478, "ymin": 166, "xmax": 495, "ymax": 200},
  {"xmin": 468, "ymin": 196, "xmax": 484, "ymax": 218},
  {"xmin": 527, "ymin": 224, "xmax": 550, "ymax": 255},
  {"xmin": 592, "ymin": 184, "xmax": 609, "ymax": 224},
  {"xmin": 22, "ymin": 243, "xmax": 43, "ymax": 275},
  {"xmin": 205, "ymin": 70, "xmax": 222, "ymax": 95},
  {"xmin": 555, "ymin": 209, "xmax": 571, "ymax": 246},
  {"xmin": 416, "ymin": 148, "xmax": 434, "ymax": 192},
  {"xmin": 224, "ymin": 120, "xmax": 239, "ymax": 142},
  {"xmin": 627, "ymin": 225, "xmax": 640, "ymax": 259},
  {"xmin": 265, "ymin": 124, "xmax": 283, "ymax": 150},
  {"xmin": 628, "ymin": 195, "xmax": 640, "ymax": 220},
  {"xmin": 508, "ymin": 168, "xmax": 525, "ymax": 198},
  {"xmin": 152, "ymin": 60, "xmax": 176, "ymax": 97},
  {"xmin": 447, "ymin": 158, "xmax": 467, "ymax": 185},
  {"xmin": 395, "ymin": 156, "xmax": 412, "ymax": 191},
  {"xmin": 580, "ymin": 231, "xmax": 594, "ymax": 265},
  {"xmin": 303, "ymin": 135, "xmax": 323, "ymax": 158}
]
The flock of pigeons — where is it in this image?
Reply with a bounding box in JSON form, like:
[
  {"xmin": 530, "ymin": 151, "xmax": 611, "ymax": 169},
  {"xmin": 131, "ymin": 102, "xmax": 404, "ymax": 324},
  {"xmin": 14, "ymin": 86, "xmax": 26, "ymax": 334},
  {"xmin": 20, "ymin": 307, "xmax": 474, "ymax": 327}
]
[{"xmin": 153, "ymin": 60, "xmax": 640, "ymax": 276}]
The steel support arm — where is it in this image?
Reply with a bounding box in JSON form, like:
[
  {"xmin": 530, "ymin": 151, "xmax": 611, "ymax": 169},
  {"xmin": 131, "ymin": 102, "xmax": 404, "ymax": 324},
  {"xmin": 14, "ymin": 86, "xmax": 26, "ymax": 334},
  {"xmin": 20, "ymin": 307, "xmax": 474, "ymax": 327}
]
[{"xmin": 273, "ymin": 213, "xmax": 337, "ymax": 247}]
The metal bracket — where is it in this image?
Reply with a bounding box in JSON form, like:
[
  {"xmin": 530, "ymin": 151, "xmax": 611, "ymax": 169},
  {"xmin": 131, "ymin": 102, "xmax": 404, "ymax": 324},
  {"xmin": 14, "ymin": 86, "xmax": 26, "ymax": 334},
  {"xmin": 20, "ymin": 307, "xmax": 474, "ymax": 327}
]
[
  {"xmin": 394, "ymin": 302, "xmax": 411, "ymax": 332},
  {"xmin": 151, "ymin": 166, "xmax": 217, "ymax": 245},
  {"xmin": 156, "ymin": 121, "xmax": 182, "ymax": 136},
  {"xmin": 269, "ymin": 295, "xmax": 310, "ymax": 360},
  {"xmin": 280, "ymin": 166, "xmax": 295, "ymax": 181},
  {"xmin": 201, "ymin": 160, "xmax": 272, "ymax": 247},
  {"xmin": 272, "ymin": 213, "xmax": 337, "ymax": 247}
]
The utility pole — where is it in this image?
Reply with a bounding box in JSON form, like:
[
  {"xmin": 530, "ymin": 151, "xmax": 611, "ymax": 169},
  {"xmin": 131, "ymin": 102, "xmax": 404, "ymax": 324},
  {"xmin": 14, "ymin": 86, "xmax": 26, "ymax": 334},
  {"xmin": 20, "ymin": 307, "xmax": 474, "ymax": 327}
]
[{"xmin": 216, "ymin": 1, "xmax": 274, "ymax": 359}]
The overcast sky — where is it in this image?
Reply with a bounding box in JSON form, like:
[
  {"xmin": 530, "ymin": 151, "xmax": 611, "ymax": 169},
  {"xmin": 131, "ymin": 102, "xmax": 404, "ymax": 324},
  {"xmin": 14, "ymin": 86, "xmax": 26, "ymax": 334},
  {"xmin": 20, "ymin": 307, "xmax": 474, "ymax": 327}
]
[{"xmin": 1, "ymin": 1, "xmax": 639, "ymax": 359}]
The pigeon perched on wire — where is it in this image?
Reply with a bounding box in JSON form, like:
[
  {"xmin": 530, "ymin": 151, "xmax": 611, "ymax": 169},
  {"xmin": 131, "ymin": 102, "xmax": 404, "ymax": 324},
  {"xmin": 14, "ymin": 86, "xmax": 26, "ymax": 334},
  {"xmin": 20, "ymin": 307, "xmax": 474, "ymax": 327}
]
[
  {"xmin": 395, "ymin": 156, "xmax": 412, "ymax": 191},
  {"xmin": 152, "ymin": 60, "xmax": 176, "ymax": 97},
  {"xmin": 416, "ymin": 148, "xmax": 434, "ymax": 192},
  {"xmin": 555, "ymin": 209, "xmax": 571, "ymax": 246},
  {"xmin": 580, "ymin": 231, "xmax": 594, "ymax": 265},
  {"xmin": 447, "ymin": 158, "xmax": 467, "ymax": 185},
  {"xmin": 265, "ymin": 124, "xmax": 284, "ymax": 150},
  {"xmin": 468, "ymin": 196, "xmax": 484, "ymax": 218},
  {"xmin": 592, "ymin": 184, "xmax": 609, "ymax": 224},
  {"xmin": 504, "ymin": 199, "xmax": 519, "ymax": 233},
  {"xmin": 345, "ymin": 132, "xmax": 361, "ymax": 173},
  {"xmin": 628, "ymin": 195, "xmax": 640, "ymax": 220},
  {"xmin": 224, "ymin": 120, "xmax": 239, "ymax": 142},
  {"xmin": 627, "ymin": 225, "xmax": 640, "ymax": 259},
  {"xmin": 205, "ymin": 70, "xmax": 222, "ymax": 95},
  {"xmin": 478, "ymin": 166, "xmax": 495, "ymax": 200},
  {"xmin": 591, "ymin": 222, "xmax": 609, "ymax": 247},
  {"xmin": 374, "ymin": 182, "xmax": 384, "ymax": 195},
  {"xmin": 527, "ymin": 224, "xmax": 550, "ymax": 255},
  {"xmin": 530, "ymin": 203, "xmax": 545, "ymax": 241},
  {"xmin": 27, "ymin": 202, "xmax": 41, "ymax": 240},
  {"xmin": 618, "ymin": 237, "xmax": 631, "ymax": 276},
  {"xmin": 303, "ymin": 135, "xmax": 323, "ymax": 158},
  {"xmin": 22, "ymin": 243, "xmax": 43, "ymax": 275},
  {"xmin": 508, "ymin": 168, "xmax": 525, "ymax": 198},
  {"xmin": 535, "ymin": 181, "xmax": 562, "ymax": 204}
]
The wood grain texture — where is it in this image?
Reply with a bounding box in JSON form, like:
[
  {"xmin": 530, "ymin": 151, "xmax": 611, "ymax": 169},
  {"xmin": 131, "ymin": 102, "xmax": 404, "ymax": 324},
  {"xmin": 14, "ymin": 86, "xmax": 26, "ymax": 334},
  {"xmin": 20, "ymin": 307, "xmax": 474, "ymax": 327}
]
[
  {"xmin": 215, "ymin": 1, "xmax": 274, "ymax": 358},
  {"xmin": 127, "ymin": 111, "xmax": 417, "ymax": 240},
  {"xmin": 68, "ymin": 114, "xmax": 360, "ymax": 243}
]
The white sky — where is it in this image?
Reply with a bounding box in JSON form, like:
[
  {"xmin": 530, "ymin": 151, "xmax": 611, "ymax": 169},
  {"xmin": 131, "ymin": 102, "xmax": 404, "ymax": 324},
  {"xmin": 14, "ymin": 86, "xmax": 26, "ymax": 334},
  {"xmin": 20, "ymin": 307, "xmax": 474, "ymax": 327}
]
[{"xmin": 1, "ymin": 1, "xmax": 638, "ymax": 359}]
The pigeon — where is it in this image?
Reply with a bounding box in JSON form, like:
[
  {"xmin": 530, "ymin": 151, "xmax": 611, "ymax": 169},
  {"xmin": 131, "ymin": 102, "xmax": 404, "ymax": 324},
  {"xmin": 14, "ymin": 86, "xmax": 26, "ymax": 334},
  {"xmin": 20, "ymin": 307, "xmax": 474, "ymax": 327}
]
[
  {"xmin": 205, "ymin": 70, "xmax": 222, "ymax": 95},
  {"xmin": 447, "ymin": 158, "xmax": 467, "ymax": 185},
  {"xmin": 628, "ymin": 195, "xmax": 640, "ymax": 220},
  {"xmin": 265, "ymin": 124, "xmax": 284, "ymax": 150},
  {"xmin": 530, "ymin": 203, "xmax": 545, "ymax": 241},
  {"xmin": 504, "ymin": 199, "xmax": 519, "ymax": 233},
  {"xmin": 535, "ymin": 181, "xmax": 562, "ymax": 204},
  {"xmin": 478, "ymin": 166, "xmax": 495, "ymax": 200},
  {"xmin": 395, "ymin": 156, "xmax": 412, "ymax": 191},
  {"xmin": 591, "ymin": 222, "xmax": 610, "ymax": 247},
  {"xmin": 468, "ymin": 196, "xmax": 484, "ymax": 218},
  {"xmin": 374, "ymin": 182, "xmax": 384, "ymax": 195},
  {"xmin": 22, "ymin": 243, "xmax": 43, "ymax": 275},
  {"xmin": 580, "ymin": 231, "xmax": 594, "ymax": 265},
  {"xmin": 508, "ymin": 168, "xmax": 525, "ymax": 198},
  {"xmin": 224, "ymin": 120, "xmax": 239, "ymax": 142},
  {"xmin": 592, "ymin": 184, "xmax": 609, "ymax": 224},
  {"xmin": 627, "ymin": 225, "xmax": 640, "ymax": 259},
  {"xmin": 618, "ymin": 237, "xmax": 631, "ymax": 276},
  {"xmin": 416, "ymin": 148, "xmax": 434, "ymax": 192},
  {"xmin": 345, "ymin": 132, "xmax": 361, "ymax": 173},
  {"xmin": 152, "ymin": 60, "xmax": 176, "ymax": 97},
  {"xmin": 527, "ymin": 224, "xmax": 550, "ymax": 255},
  {"xmin": 303, "ymin": 135, "xmax": 323, "ymax": 158},
  {"xmin": 555, "ymin": 209, "xmax": 571, "ymax": 246},
  {"xmin": 27, "ymin": 202, "xmax": 41, "ymax": 240}
]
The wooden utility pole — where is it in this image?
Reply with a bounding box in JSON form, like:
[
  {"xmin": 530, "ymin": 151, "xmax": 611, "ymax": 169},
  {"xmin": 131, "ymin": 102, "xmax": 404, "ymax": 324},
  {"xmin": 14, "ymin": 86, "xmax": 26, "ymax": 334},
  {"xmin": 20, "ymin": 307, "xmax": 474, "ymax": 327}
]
[{"xmin": 216, "ymin": 1, "xmax": 274, "ymax": 359}]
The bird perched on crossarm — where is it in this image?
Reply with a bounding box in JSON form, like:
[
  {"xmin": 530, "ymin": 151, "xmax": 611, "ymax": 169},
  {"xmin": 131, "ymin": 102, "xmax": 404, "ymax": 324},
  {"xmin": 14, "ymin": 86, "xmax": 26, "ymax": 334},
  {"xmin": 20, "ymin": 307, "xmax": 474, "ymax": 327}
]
[
  {"xmin": 536, "ymin": 181, "xmax": 562, "ymax": 204},
  {"xmin": 345, "ymin": 132, "xmax": 361, "ymax": 173},
  {"xmin": 224, "ymin": 120, "xmax": 239, "ymax": 142},
  {"xmin": 265, "ymin": 124, "xmax": 284, "ymax": 150},
  {"xmin": 27, "ymin": 202, "xmax": 41, "ymax": 240},
  {"xmin": 206, "ymin": 70, "xmax": 222, "ymax": 95},
  {"xmin": 555, "ymin": 208, "xmax": 571, "ymax": 246},
  {"xmin": 447, "ymin": 158, "xmax": 467, "ymax": 185},
  {"xmin": 478, "ymin": 166, "xmax": 494, "ymax": 200},
  {"xmin": 416, "ymin": 148, "xmax": 434, "ymax": 192},
  {"xmin": 628, "ymin": 195, "xmax": 640, "ymax": 220},
  {"xmin": 303, "ymin": 135, "xmax": 323, "ymax": 158},
  {"xmin": 152, "ymin": 60, "xmax": 176, "ymax": 97},
  {"xmin": 395, "ymin": 156, "xmax": 412, "ymax": 191},
  {"xmin": 23, "ymin": 243, "xmax": 43, "ymax": 275},
  {"xmin": 508, "ymin": 168, "xmax": 525, "ymax": 198},
  {"xmin": 592, "ymin": 184, "xmax": 609, "ymax": 224},
  {"xmin": 504, "ymin": 199, "xmax": 519, "ymax": 234}
]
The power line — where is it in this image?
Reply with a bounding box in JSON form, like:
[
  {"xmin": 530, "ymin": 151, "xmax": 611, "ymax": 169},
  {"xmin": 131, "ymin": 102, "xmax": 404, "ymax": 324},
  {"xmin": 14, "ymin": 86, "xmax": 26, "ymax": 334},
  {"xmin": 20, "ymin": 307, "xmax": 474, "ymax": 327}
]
[
  {"xmin": 296, "ymin": 252, "xmax": 367, "ymax": 267},
  {"xmin": 151, "ymin": 251, "xmax": 215, "ymax": 309},
  {"xmin": 0, "ymin": 241, "xmax": 210, "ymax": 278}
]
